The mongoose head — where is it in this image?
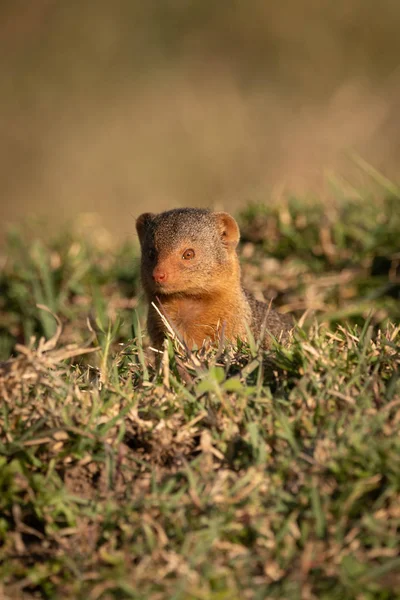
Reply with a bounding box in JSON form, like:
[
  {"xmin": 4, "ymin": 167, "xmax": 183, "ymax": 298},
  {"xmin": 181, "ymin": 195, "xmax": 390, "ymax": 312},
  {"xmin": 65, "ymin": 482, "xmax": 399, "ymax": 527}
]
[{"xmin": 136, "ymin": 208, "xmax": 241, "ymax": 296}]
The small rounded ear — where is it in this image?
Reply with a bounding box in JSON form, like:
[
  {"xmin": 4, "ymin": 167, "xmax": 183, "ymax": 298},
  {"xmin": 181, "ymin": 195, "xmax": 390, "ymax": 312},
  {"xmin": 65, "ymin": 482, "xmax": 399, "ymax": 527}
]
[
  {"xmin": 214, "ymin": 212, "xmax": 240, "ymax": 248},
  {"xmin": 136, "ymin": 212, "xmax": 155, "ymax": 244}
]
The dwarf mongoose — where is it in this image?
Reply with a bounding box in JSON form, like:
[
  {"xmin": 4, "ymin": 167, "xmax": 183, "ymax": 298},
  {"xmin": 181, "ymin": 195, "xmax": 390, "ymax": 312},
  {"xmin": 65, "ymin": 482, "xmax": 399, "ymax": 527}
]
[{"xmin": 136, "ymin": 208, "xmax": 291, "ymax": 349}]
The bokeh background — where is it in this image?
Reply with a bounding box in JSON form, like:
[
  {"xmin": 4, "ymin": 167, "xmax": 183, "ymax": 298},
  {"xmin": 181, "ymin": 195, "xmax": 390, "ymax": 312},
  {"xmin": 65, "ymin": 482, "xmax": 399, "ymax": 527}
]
[{"xmin": 1, "ymin": 0, "xmax": 400, "ymax": 241}]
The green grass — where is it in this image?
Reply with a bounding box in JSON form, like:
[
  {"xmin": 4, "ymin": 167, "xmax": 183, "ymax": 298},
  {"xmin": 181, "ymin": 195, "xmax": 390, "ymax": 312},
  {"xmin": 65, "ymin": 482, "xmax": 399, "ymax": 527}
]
[{"xmin": 0, "ymin": 194, "xmax": 399, "ymax": 599}]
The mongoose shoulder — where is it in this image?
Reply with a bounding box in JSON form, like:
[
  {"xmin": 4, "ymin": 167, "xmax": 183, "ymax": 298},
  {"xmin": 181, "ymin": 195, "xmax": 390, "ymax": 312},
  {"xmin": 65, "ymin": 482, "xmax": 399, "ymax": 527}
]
[{"xmin": 136, "ymin": 208, "xmax": 292, "ymax": 350}]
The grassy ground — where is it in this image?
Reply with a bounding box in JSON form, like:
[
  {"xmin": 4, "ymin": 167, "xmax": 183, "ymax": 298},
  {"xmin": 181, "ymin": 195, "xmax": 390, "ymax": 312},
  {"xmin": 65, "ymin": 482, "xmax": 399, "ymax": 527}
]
[{"xmin": 0, "ymin": 194, "xmax": 399, "ymax": 599}]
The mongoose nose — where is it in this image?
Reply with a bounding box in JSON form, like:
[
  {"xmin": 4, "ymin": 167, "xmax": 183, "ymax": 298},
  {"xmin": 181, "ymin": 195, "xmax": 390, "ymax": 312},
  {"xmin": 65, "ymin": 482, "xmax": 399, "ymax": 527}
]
[{"xmin": 152, "ymin": 268, "xmax": 167, "ymax": 283}]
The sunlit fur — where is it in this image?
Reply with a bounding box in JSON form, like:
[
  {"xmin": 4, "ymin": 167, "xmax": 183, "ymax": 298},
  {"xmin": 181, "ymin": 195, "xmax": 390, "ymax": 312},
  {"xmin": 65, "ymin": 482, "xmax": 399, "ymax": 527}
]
[{"xmin": 136, "ymin": 208, "xmax": 253, "ymax": 348}]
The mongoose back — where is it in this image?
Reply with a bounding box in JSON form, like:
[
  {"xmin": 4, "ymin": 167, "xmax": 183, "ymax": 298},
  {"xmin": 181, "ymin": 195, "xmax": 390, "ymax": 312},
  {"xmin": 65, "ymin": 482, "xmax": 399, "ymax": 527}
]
[{"xmin": 136, "ymin": 208, "xmax": 292, "ymax": 350}]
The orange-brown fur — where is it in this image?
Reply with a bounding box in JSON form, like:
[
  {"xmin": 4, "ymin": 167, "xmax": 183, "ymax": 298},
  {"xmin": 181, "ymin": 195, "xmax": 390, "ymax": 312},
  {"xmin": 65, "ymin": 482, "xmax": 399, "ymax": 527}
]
[
  {"xmin": 150, "ymin": 289, "xmax": 251, "ymax": 349},
  {"xmin": 136, "ymin": 208, "xmax": 291, "ymax": 350}
]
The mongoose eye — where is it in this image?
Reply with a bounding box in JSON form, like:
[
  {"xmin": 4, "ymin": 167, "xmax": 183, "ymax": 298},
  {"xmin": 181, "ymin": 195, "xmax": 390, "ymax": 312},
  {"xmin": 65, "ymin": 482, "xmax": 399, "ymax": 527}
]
[
  {"xmin": 148, "ymin": 248, "xmax": 156, "ymax": 261},
  {"xmin": 182, "ymin": 248, "xmax": 195, "ymax": 260}
]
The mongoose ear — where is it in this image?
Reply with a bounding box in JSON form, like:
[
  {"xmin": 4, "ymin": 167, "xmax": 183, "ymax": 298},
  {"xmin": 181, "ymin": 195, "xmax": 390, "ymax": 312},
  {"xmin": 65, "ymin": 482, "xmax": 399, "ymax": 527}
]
[
  {"xmin": 214, "ymin": 212, "xmax": 240, "ymax": 248},
  {"xmin": 136, "ymin": 213, "xmax": 155, "ymax": 244}
]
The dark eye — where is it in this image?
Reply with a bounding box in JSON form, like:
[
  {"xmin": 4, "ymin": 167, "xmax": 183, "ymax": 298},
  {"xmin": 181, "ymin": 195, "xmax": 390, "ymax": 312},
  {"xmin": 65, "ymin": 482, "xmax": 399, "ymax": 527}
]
[
  {"xmin": 182, "ymin": 248, "xmax": 195, "ymax": 260},
  {"xmin": 148, "ymin": 248, "xmax": 156, "ymax": 261}
]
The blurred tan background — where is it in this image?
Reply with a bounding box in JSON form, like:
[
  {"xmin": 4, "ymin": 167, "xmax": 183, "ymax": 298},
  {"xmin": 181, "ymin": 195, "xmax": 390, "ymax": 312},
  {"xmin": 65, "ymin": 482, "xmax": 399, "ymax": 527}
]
[{"xmin": 1, "ymin": 0, "xmax": 400, "ymax": 240}]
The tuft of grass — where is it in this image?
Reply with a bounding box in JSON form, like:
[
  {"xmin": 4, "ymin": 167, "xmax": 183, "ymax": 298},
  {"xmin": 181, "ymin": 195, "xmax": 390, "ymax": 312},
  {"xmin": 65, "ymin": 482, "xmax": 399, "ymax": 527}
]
[{"xmin": 0, "ymin": 192, "xmax": 399, "ymax": 599}]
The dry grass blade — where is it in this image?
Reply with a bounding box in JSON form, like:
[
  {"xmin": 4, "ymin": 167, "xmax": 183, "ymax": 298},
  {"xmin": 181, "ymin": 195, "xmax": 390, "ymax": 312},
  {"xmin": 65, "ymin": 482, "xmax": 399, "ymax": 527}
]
[{"xmin": 36, "ymin": 303, "xmax": 63, "ymax": 352}]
